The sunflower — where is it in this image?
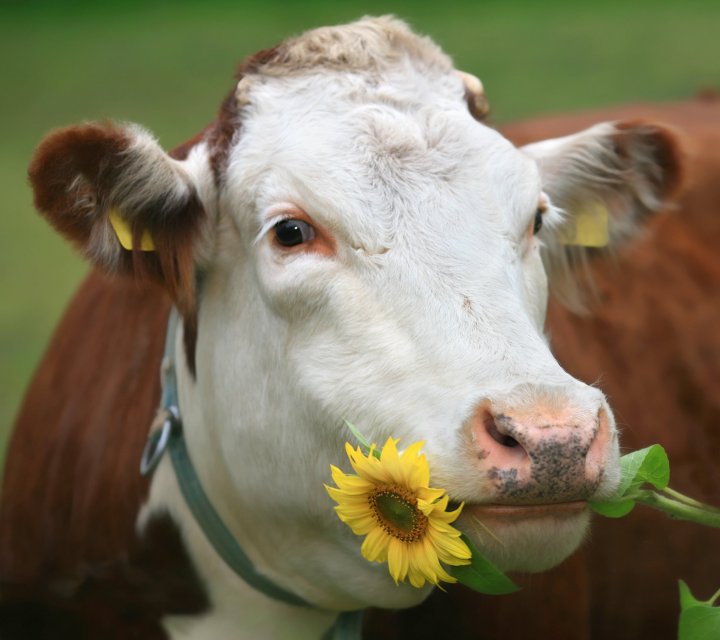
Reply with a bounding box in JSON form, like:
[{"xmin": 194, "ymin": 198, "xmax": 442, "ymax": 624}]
[{"xmin": 326, "ymin": 437, "xmax": 471, "ymax": 588}]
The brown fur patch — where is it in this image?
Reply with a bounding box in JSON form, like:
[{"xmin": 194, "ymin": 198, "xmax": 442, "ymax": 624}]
[
  {"xmin": 464, "ymin": 87, "xmax": 490, "ymax": 122},
  {"xmin": 28, "ymin": 123, "xmax": 205, "ymax": 319},
  {"xmin": 240, "ymin": 44, "xmax": 284, "ymax": 75},
  {"xmin": 28, "ymin": 123, "xmax": 131, "ymax": 247},
  {"xmin": 0, "ymin": 272, "xmax": 166, "ymax": 581},
  {"xmin": 169, "ymin": 123, "xmax": 214, "ymax": 161},
  {"xmin": 614, "ymin": 120, "xmax": 684, "ymax": 203},
  {"xmin": 207, "ymin": 46, "xmax": 284, "ymax": 184},
  {"xmin": 0, "ymin": 271, "xmax": 207, "ymax": 637},
  {"xmin": 0, "ymin": 514, "xmax": 208, "ymax": 639},
  {"xmin": 207, "ymin": 85, "xmax": 242, "ymax": 184},
  {"xmin": 239, "ymin": 17, "xmax": 450, "ymax": 77}
]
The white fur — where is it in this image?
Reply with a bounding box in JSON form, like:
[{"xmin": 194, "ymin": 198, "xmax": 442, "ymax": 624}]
[{"xmin": 133, "ymin": 16, "xmax": 669, "ymax": 638}]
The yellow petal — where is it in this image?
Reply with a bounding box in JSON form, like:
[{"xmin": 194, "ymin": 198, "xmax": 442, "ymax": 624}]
[
  {"xmin": 422, "ymin": 536, "xmax": 456, "ymax": 585},
  {"xmin": 335, "ymin": 508, "xmax": 375, "ymax": 526},
  {"xmin": 324, "ymin": 485, "xmax": 347, "ymax": 504},
  {"xmin": 346, "ymin": 443, "xmax": 393, "ymax": 484},
  {"xmin": 342, "ymin": 514, "xmax": 375, "ymax": 536},
  {"xmin": 428, "ymin": 494, "xmax": 450, "ymax": 511},
  {"xmin": 406, "ymin": 544, "xmax": 428, "ymax": 588},
  {"xmin": 330, "ymin": 469, "xmax": 374, "ymax": 495},
  {"xmin": 361, "ymin": 527, "xmax": 390, "ymax": 563},
  {"xmin": 413, "ymin": 539, "xmax": 443, "ymax": 586},
  {"xmin": 425, "ymin": 518, "xmax": 457, "ymax": 535},
  {"xmin": 334, "ymin": 502, "xmax": 374, "ymax": 522},
  {"xmin": 424, "ymin": 497, "xmax": 464, "ymax": 524},
  {"xmin": 428, "ymin": 526, "xmax": 472, "ymax": 563},
  {"xmin": 325, "ymin": 486, "xmax": 367, "ymax": 507},
  {"xmin": 443, "ymin": 501, "xmax": 465, "ymax": 522},
  {"xmin": 387, "ymin": 538, "xmax": 409, "ymax": 584},
  {"xmin": 416, "ymin": 498, "xmax": 435, "ymax": 517},
  {"xmin": 399, "ymin": 441, "xmax": 429, "ymax": 487},
  {"xmin": 417, "ymin": 487, "xmax": 446, "ymax": 504},
  {"xmin": 378, "ymin": 437, "xmax": 404, "ymax": 483},
  {"xmin": 408, "ymin": 568, "xmax": 426, "ymax": 588}
]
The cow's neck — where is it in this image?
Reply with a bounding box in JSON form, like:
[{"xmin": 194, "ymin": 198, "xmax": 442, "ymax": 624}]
[
  {"xmin": 138, "ymin": 311, "xmax": 345, "ymax": 639},
  {"xmin": 146, "ymin": 461, "xmax": 338, "ymax": 639}
]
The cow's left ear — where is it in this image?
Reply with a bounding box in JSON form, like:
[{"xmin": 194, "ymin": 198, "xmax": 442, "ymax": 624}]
[
  {"xmin": 522, "ymin": 121, "xmax": 682, "ymax": 308},
  {"xmin": 28, "ymin": 122, "xmax": 213, "ymax": 315}
]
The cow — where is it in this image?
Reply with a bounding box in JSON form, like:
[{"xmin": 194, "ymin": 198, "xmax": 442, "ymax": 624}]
[{"xmin": 0, "ymin": 16, "xmax": 686, "ymax": 639}]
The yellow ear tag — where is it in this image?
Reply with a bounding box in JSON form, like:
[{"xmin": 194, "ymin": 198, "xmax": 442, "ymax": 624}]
[
  {"xmin": 560, "ymin": 202, "xmax": 610, "ymax": 247},
  {"xmin": 109, "ymin": 209, "xmax": 155, "ymax": 251}
]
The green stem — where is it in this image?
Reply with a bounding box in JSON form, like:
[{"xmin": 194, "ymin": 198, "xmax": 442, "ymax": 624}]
[
  {"xmin": 661, "ymin": 486, "xmax": 720, "ymax": 514},
  {"xmin": 710, "ymin": 588, "xmax": 720, "ymax": 607},
  {"xmin": 635, "ymin": 490, "xmax": 720, "ymax": 528}
]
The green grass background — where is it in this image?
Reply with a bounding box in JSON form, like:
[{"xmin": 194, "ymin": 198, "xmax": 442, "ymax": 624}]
[{"xmin": 1, "ymin": 0, "xmax": 719, "ymax": 468}]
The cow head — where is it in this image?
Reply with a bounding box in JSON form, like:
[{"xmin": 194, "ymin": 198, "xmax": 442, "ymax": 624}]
[{"xmin": 29, "ymin": 17, "xmax": 680, "ymax": 611}]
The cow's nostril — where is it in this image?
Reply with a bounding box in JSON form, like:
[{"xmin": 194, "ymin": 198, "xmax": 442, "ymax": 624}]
[{"xmin": 484, "ymin": 412, "xmax": 520, "ymax": 448}]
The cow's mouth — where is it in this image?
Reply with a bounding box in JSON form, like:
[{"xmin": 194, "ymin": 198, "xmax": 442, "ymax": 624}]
[
  {"xmin": 463, "ymin": 500, "xmax": 587, "ymax": 520},
  {"xmin": 455, "ymin": 500, "xmax": 591, "ymax": 573}
]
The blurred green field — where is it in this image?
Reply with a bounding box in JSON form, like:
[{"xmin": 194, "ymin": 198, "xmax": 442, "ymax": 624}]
[{"xmin": 1, "ymin": 0, "xmax": 719, "ymax": 469}]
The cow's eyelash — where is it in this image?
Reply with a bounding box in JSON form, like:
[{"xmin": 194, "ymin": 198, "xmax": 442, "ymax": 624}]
[
  {"xmin": 541, "ymin": 203, "xmax": 565, "ymax": 231},
  {"xmin": 256, "ymin": 215, "xmax": 293, "ymax": 245}
]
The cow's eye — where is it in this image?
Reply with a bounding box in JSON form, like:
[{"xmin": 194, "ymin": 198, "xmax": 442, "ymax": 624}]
[
  {"xmin": 533, "ymin": 209, "xmax": 544, "ymax": 235},
  {"xmin": 274, "ymin": 219, "xmax": 315, "ymax": 247}
]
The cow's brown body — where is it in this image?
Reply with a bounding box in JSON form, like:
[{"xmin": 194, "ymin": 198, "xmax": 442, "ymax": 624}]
[
  {"xmin": 2, "ymin": 97, "xmax": 719, "ymax": 639},
  {"xmin": 0, "ymin": 275, "xmax": 210, "ymax": 638}
]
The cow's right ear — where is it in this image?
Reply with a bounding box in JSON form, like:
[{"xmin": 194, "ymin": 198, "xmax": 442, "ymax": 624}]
[
  {"xmin": 521, "ymin": 121, "xmax": 682, "ymax": 310},
  {"xmin": 28, "ymin": 122, "xmax": 211, "ymax": 314}
]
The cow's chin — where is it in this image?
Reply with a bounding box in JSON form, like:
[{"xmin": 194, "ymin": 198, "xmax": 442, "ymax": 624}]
[{"xmin": 457, "ymin": 502, "xmax": 590, "ymax": 573}]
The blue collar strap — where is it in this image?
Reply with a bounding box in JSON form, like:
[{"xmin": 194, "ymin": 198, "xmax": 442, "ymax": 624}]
[{"xmin": 140, "ymin": 308, "xmax": 363, "ymax": 638}]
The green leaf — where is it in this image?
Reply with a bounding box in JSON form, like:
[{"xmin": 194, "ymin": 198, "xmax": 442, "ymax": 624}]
[
  {"xmin": 343, "ymin": 420, "xmax": 380, "ymax": 459},
  {"xmin": 588, "ymin": 445, "xmax": 670, "ymax": 521},
  {"xmin": 344, "ymin": 420, "xmax": 371, "ymax": 449},
  {"xmin": 588, "ymin": 499, "xmax": 636, "ymax": 518},
  {"xmin": 678, "ymin": 581, "xmax": 720, "ymax": 640},
  {"xmin": 616, "ymin": 447, "xmax": 649, "ymax": 495},
  {"xmin": 679, "ymin": 607, "xmax": 720, "ymax": 640},
  {"xmin": 635, "ymin": 445, "xmax": 670, "ymax": 490},
  {"xmin": 450, "ymin": 534, "xmax": 520, "ymax": 595},
  {"xmin": 679, "ymin": 580, "xmax": 700, "ymax": 609},
  {"xmin": 616, "ymin": 444, "xmax": 670, "ymax": 497}
]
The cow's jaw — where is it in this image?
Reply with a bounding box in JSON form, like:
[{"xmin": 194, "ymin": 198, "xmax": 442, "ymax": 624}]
[{"xmin": 458, "ymin": 502, "xmax": 591, "ymax": 572}]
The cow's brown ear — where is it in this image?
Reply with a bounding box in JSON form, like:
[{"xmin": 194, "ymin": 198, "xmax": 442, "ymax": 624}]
[
  {"xmin": 522, "ymin": 121, "xmax": 683, "ymax": 310},
  {"xmin": 28, "ymin": 122, "xmax": 208, "ymax": 315}
]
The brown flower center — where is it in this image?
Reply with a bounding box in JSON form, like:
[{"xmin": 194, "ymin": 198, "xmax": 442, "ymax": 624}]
[{"xmin": 368, "ymin": 484, "xmax": 428, "ymax": 543}]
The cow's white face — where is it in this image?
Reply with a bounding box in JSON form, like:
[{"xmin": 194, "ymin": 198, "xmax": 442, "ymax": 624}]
[
  {"xmin": 30, "ymin": 16, "xmax": 680, "ymax": 617},
  {"xmin": 187, "ymin": 50, "xmax": 621, "ymax": 610}
]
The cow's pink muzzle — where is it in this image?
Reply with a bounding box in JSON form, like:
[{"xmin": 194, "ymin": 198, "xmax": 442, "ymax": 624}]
[{"xmin": 468, "ymin": 400, "xmax": 612, "ymax": 504}]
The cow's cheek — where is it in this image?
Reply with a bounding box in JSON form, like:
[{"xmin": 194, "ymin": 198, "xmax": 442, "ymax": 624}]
[{"xmin": 522, "ymin": 251, "xmax": 549, "ymax": 331}]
